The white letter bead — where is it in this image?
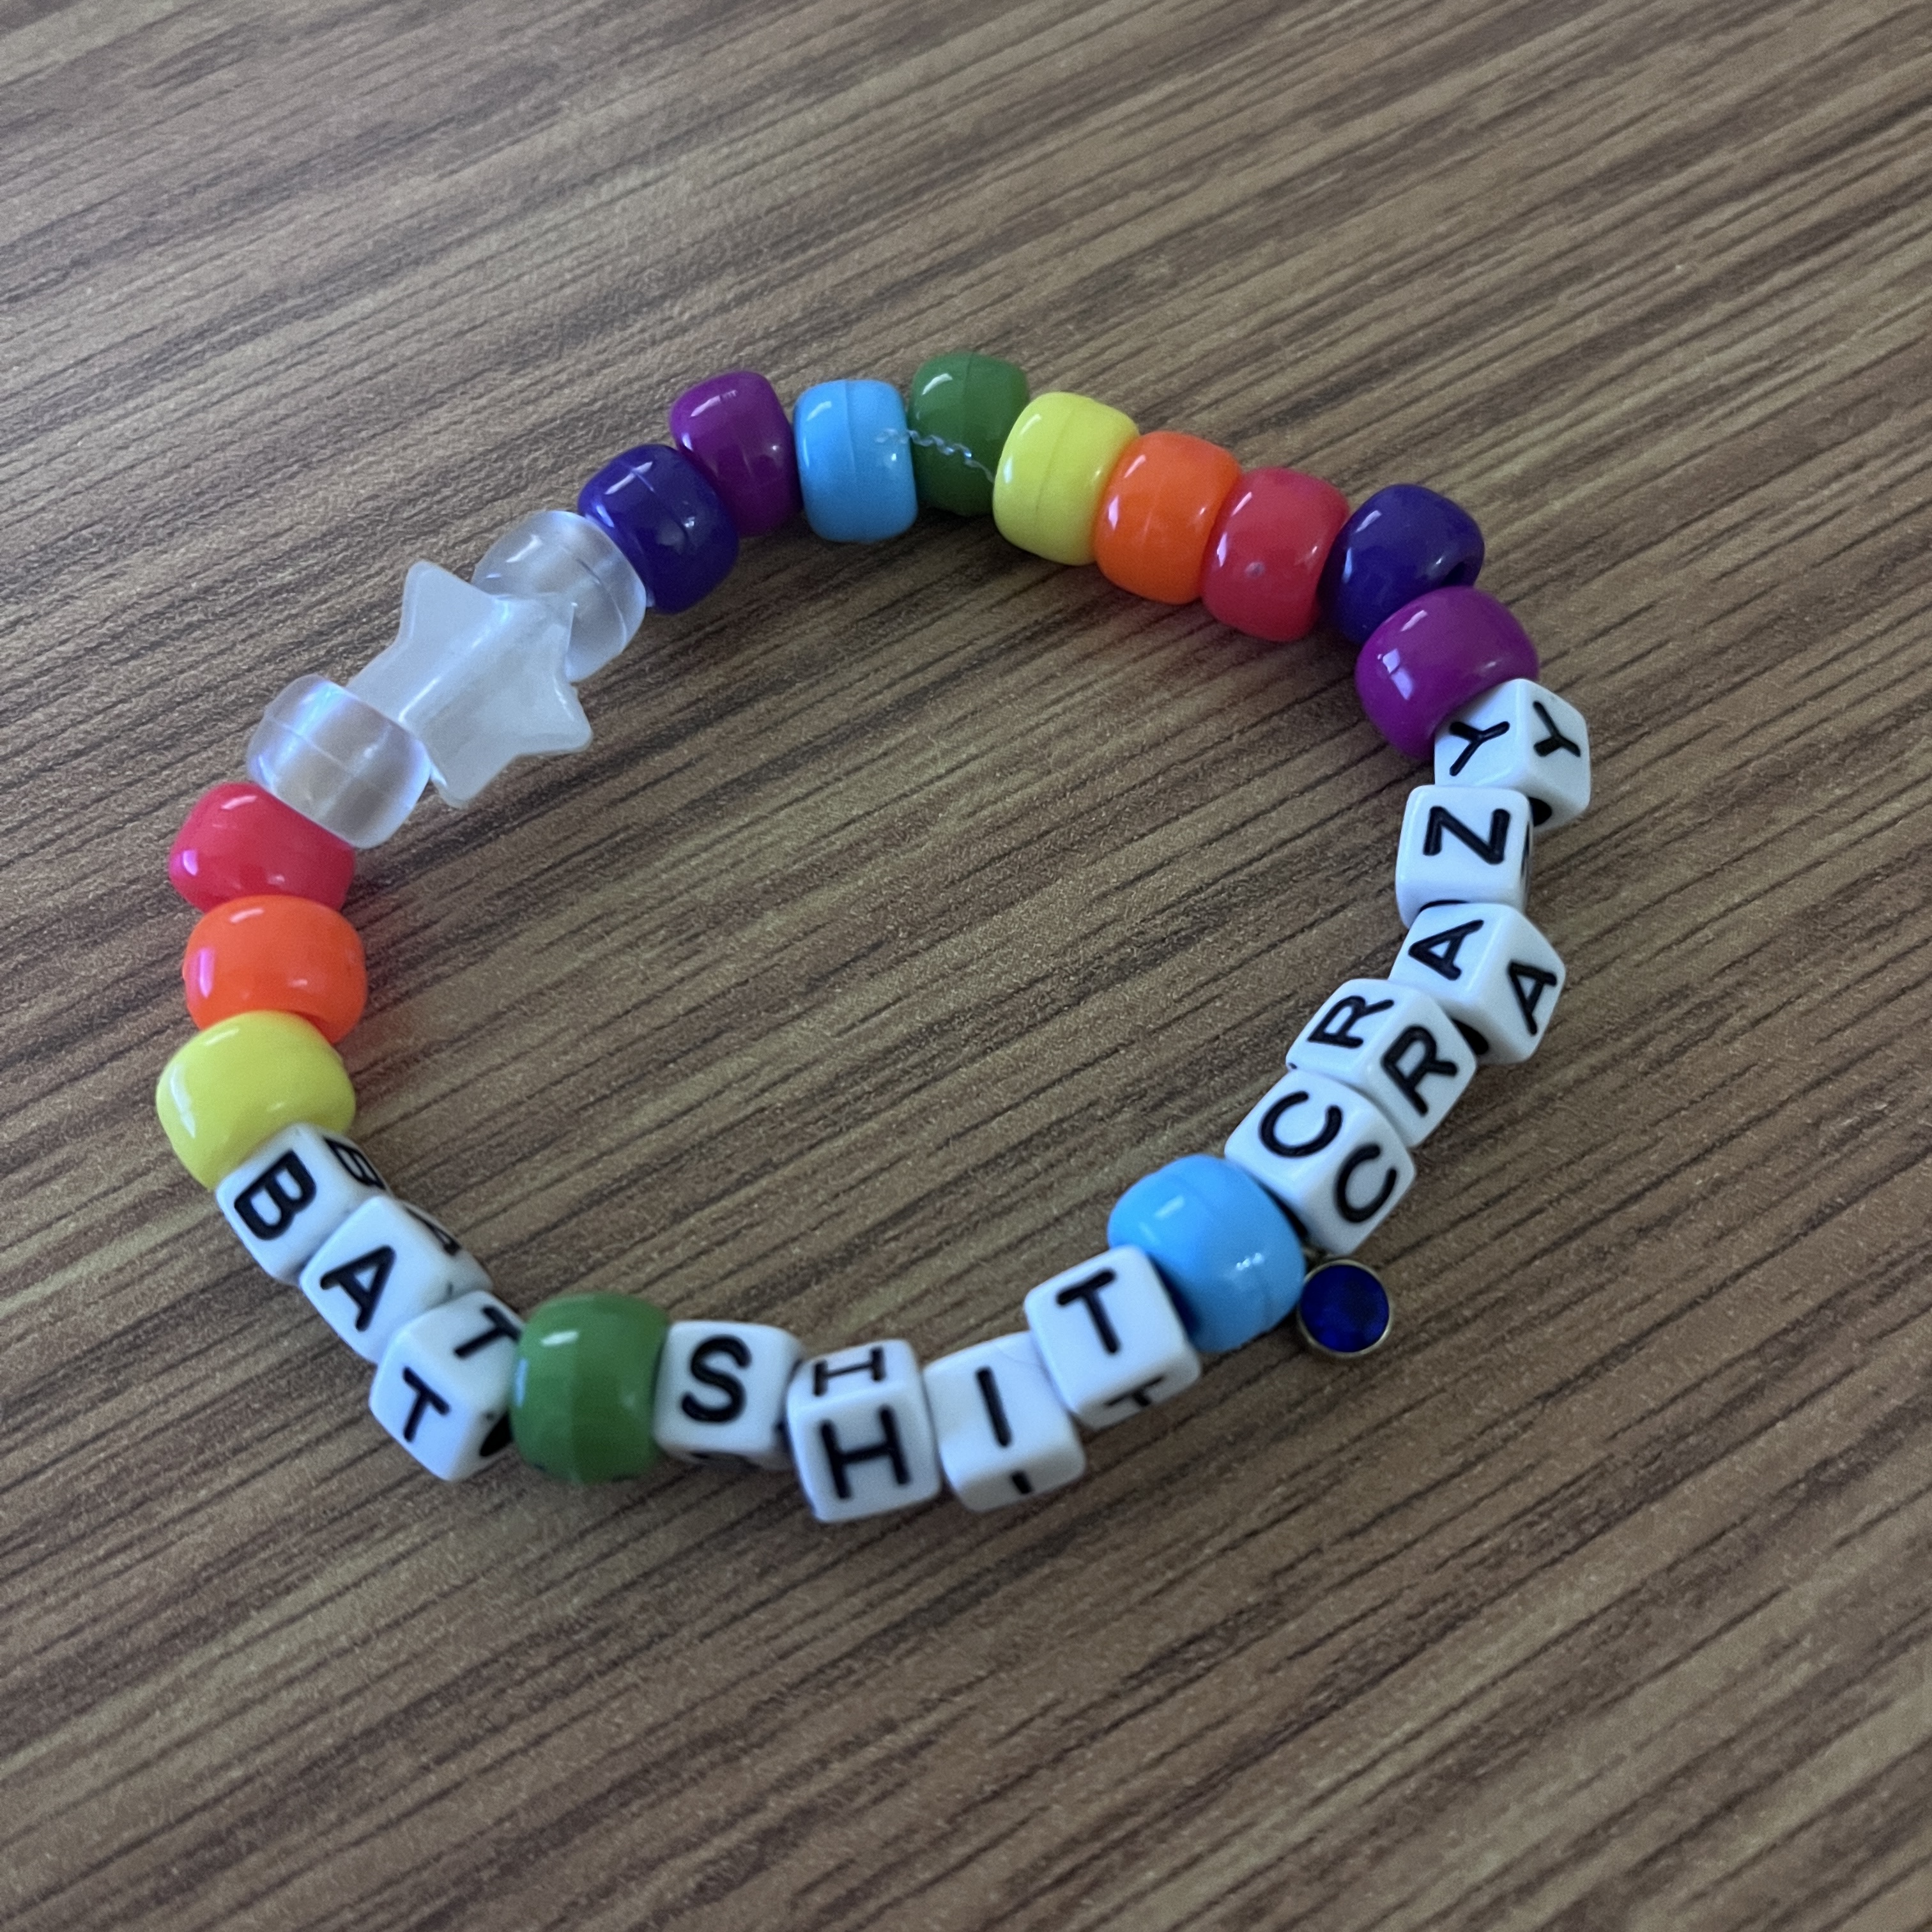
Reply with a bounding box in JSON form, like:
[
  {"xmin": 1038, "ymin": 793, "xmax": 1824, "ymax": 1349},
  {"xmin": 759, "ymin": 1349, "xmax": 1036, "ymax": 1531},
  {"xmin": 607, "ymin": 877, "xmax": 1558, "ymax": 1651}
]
[
  {"xmin": 1388, "ymin": 901, "xmax": 1567, "ymax": 1064},
  {"xmin": 369, "ymin": 1291, "xmax": 524, "ymax": 1480},
  {"xmin": 652, "ymin": 1320, "xmax": 802, "ymax": 1469},
  {"xmin": 1023, "ymin": 1246, "xmax": 1201, "ymax": 1430},
  {"xmin": 785, "ymin": 1340, "xmax": 942, "ymax": 1522},
  {"xmin": 213, "ymin": 1123, "xmax": 388, "ymax": 1282},
  {"xmin": 1287, "ymin": 978, "xmax": 1476, "ymax": 1148},
  {"xmin": 1223, "ymin": 1069, "xmax": 1416, "ymax": 1254},
  {"xmin": 1394, "ymin": 783, "xmax": 1534, "ymax": 924},
  {"xmin": 298, "ymin": 1197, "xmax": 491, "ymax": 1363},
  {"xmin": 1435, "ymin": 678, "xmax": 1590, "ymax": 829},
  {"xmin": 923, "ymin": 1332, "xmax": 1085, "ymax": 1512}
]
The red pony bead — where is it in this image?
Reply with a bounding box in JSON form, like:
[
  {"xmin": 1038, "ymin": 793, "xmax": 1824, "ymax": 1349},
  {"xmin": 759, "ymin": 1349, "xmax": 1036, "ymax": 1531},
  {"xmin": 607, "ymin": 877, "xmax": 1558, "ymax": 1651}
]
[
  {"xmin": 169, "ymin": 783, "xmax": 355, "ymax": 912},
  {"xmin": 183, "ymin": 894, "xmax": 368, "ymax": 1042},
  {"xmin": 1201, "ymin": 469, "xmax": 1351, "ymax": 643}
]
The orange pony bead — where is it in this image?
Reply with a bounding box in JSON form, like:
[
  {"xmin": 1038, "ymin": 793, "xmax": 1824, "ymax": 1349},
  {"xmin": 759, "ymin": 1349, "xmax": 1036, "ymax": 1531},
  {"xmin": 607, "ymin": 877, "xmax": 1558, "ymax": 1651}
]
[
  {"xmin": 1092, "ymin": 431, "xmax": 1243, "ymax": 604},
  {"xmin": 183, "ymin": 894, "xmax": 367, "ymax": 1043}
]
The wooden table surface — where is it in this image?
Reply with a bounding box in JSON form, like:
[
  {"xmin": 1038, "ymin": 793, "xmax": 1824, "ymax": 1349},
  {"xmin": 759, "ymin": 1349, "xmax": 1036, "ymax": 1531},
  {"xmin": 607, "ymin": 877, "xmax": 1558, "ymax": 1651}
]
[{"xmin": 6, "ymin": 2, "xmax": 1931, "ymax": 1926}]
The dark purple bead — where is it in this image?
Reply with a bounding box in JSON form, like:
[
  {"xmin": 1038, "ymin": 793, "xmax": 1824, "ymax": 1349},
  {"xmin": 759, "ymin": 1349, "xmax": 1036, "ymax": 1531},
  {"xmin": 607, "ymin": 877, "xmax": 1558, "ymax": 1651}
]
[
  {"xmin": 668, "ymin": 371, "xmax": 801, "ymax": 538},
  {"xmin": 1355, "ymin": 586, "xmax": 1540, "ymax": 760},
  {"xmin": 577, "ymin": 444, "xmax": 738, "ymax": 615},
  {"xmin": 1319, "ymin": 484, "xmax": 1484, "ymax": 645}
]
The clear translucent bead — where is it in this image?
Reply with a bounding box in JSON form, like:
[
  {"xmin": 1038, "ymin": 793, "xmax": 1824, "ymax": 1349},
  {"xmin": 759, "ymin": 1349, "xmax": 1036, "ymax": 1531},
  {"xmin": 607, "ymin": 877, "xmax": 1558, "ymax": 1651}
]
[
  {"xmin": 247, "ymin": 675, "xmax": 431, "ymax": 848},
  {"xmin": 347, "ymin": 562, "xmax": 589, "ymax": 808},
  {"xmin": 472, "ymin": 509, "xmax": 647, "ymax": 681}
]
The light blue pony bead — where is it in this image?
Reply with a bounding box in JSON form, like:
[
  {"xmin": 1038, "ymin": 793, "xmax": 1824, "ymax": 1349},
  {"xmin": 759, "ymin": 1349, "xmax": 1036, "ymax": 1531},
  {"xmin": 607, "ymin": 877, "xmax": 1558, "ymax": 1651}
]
[
  {"xmin": 793, "ymin": 378, "xmax": 919, "ymax": 542},
  {"xmin": 1106, "ymin": 1154, "xmax": 1305, "ymax": 1354}
]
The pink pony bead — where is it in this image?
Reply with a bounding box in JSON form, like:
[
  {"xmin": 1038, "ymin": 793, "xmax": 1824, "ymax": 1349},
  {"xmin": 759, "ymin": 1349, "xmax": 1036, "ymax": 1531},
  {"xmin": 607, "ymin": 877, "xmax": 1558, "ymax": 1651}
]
[
  {"xmin": 167, "ymin": 781, "xmax": 356, "ymax": 912},
  {"xmin": 1354, "ymin": 587, "xmax": 1540, "ymax": 760}
]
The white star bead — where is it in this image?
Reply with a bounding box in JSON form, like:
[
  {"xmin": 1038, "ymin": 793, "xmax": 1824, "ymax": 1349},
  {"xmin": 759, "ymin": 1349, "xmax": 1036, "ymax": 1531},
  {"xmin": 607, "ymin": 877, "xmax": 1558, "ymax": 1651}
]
[{"xmin": 348, "ymin": 562, "xmax": 590, "ymax": 806}]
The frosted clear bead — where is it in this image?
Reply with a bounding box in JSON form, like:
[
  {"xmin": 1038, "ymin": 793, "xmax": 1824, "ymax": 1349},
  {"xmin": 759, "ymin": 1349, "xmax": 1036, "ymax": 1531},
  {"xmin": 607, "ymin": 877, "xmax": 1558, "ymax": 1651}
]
[
  {"xmin": 473, "ymin": 510, "xmax": 647, "ymax": 681},
  {"xmin": 347, "ymin": 562, "xmax": 588, "ymax": 808},
  {"xmin": 247, "ymin": 675, "xmax": 431, "ymax": 848}
]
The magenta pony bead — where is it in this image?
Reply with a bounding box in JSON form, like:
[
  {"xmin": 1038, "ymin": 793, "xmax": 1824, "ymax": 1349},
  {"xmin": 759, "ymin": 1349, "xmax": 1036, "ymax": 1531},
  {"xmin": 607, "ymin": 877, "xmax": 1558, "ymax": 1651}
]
[
  {"xmin": 1354, "ymin": 587, "xmax": 1541, "ymax": 760},
  {"xmin": 668, "ymin": 371, "xmax": 801, "ymax": 538}
]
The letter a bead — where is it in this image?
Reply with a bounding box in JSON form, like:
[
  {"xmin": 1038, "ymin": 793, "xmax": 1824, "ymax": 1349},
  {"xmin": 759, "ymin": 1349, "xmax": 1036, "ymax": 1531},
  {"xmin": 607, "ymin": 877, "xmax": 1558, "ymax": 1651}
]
[
  {"xmin": 923, "ymin": 1332, "xmax": 1084, "ymax": 1512},
  {"xmin": 785, "ymin": 1340, "xmax": 942, "ymax": 1522},
  {"xmin": 298, "ymin": 1197, "xmax": 490, "ymax": 1363},
  {"xmin": 1388, "ymin": 901, "xmax": 1566, "ymax": 1064},
  {"xmin": 157, "ymin": 1009, "xmax": 355, "ymax": 1188},
  {"xmin": 371, "ymin": 1291, "xmax": 525, "ymax": 1480},
  {"xmin": 652, "ymin": 1319, "xmax": 802, "ymax": 1469},
  {"xmin": 510, "ymin": 1294, "xmax": 670, "ymax": 1484},
  {"xmin": 1022, "ymin": 1247, "xmax": 1200, "ymax": 1429},
  {"xmin": 214, "ymin": 1121, "xmax": 388, "ymax": 1282}
]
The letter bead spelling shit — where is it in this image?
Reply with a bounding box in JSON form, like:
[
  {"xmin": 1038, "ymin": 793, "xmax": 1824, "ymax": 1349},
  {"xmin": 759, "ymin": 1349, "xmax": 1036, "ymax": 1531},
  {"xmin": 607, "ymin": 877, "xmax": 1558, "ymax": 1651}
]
[{"xmin": 154, "ymin": 352, "xmax": 1591, "ymax": 1510}]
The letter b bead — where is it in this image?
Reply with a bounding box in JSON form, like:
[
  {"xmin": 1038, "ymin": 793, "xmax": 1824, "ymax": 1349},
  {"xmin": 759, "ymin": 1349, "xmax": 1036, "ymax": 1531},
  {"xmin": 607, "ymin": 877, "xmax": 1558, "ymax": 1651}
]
[
  {"xmin": 370, "ymin": 1291, "xmax": 525, "ymax": 1480},
  {"xmin": 785, "ymin": 1340, "xmax": 942, "ymax": 1522},
  {"xmin": 214, "ymin": 1121, "xmax": 388, "ymax": 1282},
  {"xmin": 652, "ymin": 1320, "xmax": 803, "ymax": 1469}
]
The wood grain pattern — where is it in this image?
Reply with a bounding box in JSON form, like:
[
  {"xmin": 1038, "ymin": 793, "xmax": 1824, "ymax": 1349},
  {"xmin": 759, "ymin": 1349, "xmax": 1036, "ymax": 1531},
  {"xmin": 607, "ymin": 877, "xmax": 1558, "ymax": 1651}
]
[{"xmin": 4, "ymin": 1, "xmax": 1931, "ymax": 1925}]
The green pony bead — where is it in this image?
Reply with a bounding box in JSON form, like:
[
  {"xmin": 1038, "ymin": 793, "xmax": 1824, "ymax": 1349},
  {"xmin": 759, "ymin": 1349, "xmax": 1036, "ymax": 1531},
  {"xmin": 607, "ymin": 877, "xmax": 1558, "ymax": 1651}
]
[
  {"xmin": 906, "ymin": 352, "xmax": 1029, "ymax": 517},
  {"xmin": 509, "ymin": 1294, "xmax": 670, "ymax": 1483}
]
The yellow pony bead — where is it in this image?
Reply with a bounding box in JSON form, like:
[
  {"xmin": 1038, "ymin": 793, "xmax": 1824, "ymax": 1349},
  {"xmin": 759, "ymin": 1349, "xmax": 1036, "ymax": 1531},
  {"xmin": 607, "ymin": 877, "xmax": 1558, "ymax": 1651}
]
[
  {"xmin": 156, "ymin": 1009, "xmax": 356, "ymax": 1187},
  {"xmin": 992, "ymin": 391, "xmax": 1139, "ymax": 566}
]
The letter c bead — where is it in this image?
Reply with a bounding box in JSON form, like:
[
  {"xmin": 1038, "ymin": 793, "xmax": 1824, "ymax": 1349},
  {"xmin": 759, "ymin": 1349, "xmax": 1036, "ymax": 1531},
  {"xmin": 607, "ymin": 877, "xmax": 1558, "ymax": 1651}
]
[
  {"xmin": 183, "ymin": 894, "xmax": 367, "ymax": 1042},
  {"xmin": 156, "ymin": 1009, "xmax": 356, "ymax": 1188}
]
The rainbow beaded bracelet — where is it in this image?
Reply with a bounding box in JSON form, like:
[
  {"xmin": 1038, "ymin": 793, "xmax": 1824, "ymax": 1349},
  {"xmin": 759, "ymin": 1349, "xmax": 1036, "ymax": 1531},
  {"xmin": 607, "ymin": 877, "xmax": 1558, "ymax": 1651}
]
[{"xmin": 156, "ymin": 354, "xmax": 1590, "ymax": 1515}]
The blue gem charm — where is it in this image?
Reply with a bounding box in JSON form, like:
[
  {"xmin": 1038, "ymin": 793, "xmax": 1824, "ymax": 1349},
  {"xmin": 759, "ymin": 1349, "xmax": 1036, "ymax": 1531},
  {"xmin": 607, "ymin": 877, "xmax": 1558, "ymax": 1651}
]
[{"xmin": 1295, "ymin": 1261, "xmax": 1392, "ymax": 1359}]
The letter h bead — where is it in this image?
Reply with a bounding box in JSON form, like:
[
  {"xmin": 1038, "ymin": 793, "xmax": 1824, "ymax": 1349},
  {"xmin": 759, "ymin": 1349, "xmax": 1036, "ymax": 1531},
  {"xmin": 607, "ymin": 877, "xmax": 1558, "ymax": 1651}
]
[{"xmin": 785, "ymin": 1340, "xmax": 942, "ymax": 1522}]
